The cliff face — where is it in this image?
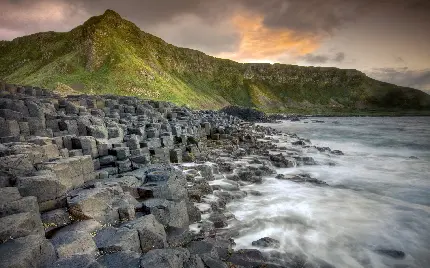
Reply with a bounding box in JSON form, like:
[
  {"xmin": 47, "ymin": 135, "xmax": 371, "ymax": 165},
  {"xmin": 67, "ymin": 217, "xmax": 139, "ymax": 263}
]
[{"xmin": 1, "ymin": 9, "xmax": 430, "ymax": 113}]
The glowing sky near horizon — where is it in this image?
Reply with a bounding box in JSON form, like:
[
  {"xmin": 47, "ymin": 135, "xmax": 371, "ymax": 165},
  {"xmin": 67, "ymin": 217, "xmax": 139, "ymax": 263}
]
[{"xmin": 0, "ymin": 0, "xmax": 429, "ymax": 92}]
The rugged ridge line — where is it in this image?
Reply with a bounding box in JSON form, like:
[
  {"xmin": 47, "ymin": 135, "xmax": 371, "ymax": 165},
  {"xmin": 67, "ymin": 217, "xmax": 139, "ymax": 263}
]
[{"xmin": 1, "ymin": 9, "xmax": 430, "ymax": 114}]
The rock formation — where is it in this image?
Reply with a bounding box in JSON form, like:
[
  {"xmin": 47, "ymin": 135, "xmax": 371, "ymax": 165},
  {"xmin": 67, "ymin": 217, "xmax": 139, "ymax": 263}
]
[{"xmin": 0, "ymin": 82, "xmax": 339, "ymax": 268}]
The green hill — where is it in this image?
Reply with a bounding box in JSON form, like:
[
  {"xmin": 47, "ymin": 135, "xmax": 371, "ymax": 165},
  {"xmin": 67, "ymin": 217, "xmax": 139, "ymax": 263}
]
[{"xmin": 1, "ymin": 9, "xmax": 430, "ymax": 114}]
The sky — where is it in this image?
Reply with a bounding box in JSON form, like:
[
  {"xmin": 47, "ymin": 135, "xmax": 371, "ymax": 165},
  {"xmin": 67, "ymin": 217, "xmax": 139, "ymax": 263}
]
[{"xmin": 1, "ymin": 0, "xmax": 429, "ymax": 92}]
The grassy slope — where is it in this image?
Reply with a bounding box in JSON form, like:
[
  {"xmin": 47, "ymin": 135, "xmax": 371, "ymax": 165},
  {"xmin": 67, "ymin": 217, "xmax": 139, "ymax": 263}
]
[{"xmin": 1, "ymin": 10, "xmax": 430, "ymax": 114}]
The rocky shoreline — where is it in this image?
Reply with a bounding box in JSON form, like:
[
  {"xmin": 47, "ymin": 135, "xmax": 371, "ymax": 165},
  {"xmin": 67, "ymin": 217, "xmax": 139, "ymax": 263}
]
[{"xmin": 0, "ymin": 83, "xmax": 342, "ymax": 268}]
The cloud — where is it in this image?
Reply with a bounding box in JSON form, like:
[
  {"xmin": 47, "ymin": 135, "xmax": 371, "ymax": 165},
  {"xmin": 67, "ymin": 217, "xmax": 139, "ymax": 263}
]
[
  {"xmin": 301, "ymin": 54, "xmax": 329, "ymax": 64},
  {"xmin": 299, "ymin": 52, "xmax": 346, "ymax": 64},
  {"xmin": 395, "ymin": 56, "xmax": 406, "ymax": 63},
  {"xmin": 147, "ymin": 14, "xmax": 241, "ymax": 54},
  {"xmin": 2, "ymin": 0, "xmax": 430, "ymax": 38},
  {"xmin": 0, "ymin": 0, "xmax": 429, "ymax": 68},
  {"xmin": 240, "ymin": 0, "xmax": 368, "ymax": 34},
  {"xmin": 368, "ymin": 67, "xmax": 430, "ymax": 91},
  {"xmin": 0, "ymin": 0, "xmax": 89, "ymax": 39},
  {"xmin": 334, "ymin": 52, "xmax": 345, "ymax": 62},
  {"xmin": 216, "ymin": 12, "xmax": 322, "ymax": 62}
]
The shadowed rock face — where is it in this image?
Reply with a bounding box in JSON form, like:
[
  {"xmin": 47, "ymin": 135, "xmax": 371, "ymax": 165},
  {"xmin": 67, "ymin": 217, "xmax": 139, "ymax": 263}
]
[{"xmin": 220, "ymin": 106, "xmax": 273, "ymax": 123}]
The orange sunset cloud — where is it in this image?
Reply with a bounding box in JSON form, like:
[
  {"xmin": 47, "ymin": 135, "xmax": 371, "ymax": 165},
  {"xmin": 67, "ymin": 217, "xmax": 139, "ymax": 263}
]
[{"xmin": 217, "ymin": 12, "xmax": 323, "ymax": 63}]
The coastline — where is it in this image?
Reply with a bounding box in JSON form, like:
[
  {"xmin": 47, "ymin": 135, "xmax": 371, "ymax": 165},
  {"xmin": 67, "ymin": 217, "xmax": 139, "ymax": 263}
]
[
  {"xmin": 0, "ymin": 83, "xmax": 338, "ymax": 268},
  {"xmin": 1, "ymin": 83, "xmax": 424, "ymax": 267}
]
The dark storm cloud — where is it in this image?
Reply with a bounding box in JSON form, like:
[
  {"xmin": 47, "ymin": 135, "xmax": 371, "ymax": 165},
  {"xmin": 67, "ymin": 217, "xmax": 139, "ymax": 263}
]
[
  {"xmin": 0, "ymin": 0, "xmax": 429, "ymax": 67},
  {"xmin": 239, "ymin": 0, "xmax": 367, "ymax": 34},
  {"xmin": 56, "ymin": 0, "xmax": 430, "ymax": 36},
  {"xmin": 395, "ymin": 57, "xmax": 406, "ymax": 64},
  {"xmin": 0, "ymin": 0, "xmax": 88, "ymax": 39},
  {"xmin": 300, "ymin": 52, "xmax": 345, "ymax": 64},
  {"xmin": 242, "ymin": 0, "xmax": 430, "ymax": 34},
  {"xmin": 301, "ymin": 54, "xmax": 329, "ymax": 64},
  {"xmin": 334, "ymin": 52, "xmax": 345, "ymax": 63},
  {"xmin": 368, "ymin": 67, "xmax": 430, "ymax": 91},
  {"xmin": 3, "ymin": 0, "xmax": 429, "ymax": 35}
]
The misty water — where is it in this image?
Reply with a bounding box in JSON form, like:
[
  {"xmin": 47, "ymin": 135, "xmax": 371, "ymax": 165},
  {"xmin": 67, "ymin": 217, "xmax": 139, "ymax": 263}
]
[{"xmin": 227, "ymin": 117, "xmax": 430, "ymax": 268}]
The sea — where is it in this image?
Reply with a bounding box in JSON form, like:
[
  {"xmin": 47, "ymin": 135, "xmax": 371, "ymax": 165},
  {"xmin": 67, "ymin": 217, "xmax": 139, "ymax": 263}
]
[{"xmin": 227, "ymin": 117, "xmax": 430, "ymax": 268}]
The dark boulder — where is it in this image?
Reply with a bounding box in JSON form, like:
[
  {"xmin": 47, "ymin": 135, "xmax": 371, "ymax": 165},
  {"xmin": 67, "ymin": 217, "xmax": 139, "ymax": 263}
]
[
  {"xmin": 251, "ymin": 237, "xmax": 281, "ymax": 248},
  {"xmin": 219, "ymin": 106, "xmax": 273, "ymax": 123},
  {"xmin": 374, "ymin": 248, "xmax": 406, "ymax": 259},
  {"xmin": 276, "ymin": 173, "xmax": 328, "ymax": 185}
]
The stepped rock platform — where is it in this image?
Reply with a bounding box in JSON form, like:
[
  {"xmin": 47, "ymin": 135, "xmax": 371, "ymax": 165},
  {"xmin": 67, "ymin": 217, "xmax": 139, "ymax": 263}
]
[{"xmin": 0, "ymin": 82, "xmax": 339, "ymax": 268}]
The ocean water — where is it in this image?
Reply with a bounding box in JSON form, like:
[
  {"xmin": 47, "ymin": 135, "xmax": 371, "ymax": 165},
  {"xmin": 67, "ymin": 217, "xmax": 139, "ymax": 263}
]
[{"xmin": 227, "ymin": 117, "xmax": 430, "ymax": 268}]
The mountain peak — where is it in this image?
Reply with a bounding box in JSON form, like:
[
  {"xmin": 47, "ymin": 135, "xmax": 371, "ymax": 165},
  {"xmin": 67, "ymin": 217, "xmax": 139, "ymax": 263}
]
[
  {"xmin": 101, "ymin": 9, "xmax": 122, "ymax": 20},
  {"xmin": 1, "ymin": 9, "xmax": 429, "ymax": 113}
]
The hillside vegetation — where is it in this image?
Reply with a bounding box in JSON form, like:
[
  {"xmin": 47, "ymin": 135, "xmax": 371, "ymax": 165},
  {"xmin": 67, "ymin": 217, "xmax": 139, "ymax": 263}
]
[{"xmin": 1, "ymin": 10, "xmax": 430, "ymax": 114}]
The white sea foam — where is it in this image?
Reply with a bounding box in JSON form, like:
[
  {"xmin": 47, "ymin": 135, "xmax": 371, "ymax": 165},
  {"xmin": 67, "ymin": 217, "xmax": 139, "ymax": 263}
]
[{"xmin": 227, "ymin": 117, "xmax": 430, "ymax": 268}]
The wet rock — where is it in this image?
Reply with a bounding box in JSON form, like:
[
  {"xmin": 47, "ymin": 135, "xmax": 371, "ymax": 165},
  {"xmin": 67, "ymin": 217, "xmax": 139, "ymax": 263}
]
[
  {"xmin": 195, "ymin": 164, "xmax": 215, "ymax": 180},
  {"xmin": 209, "ymin": 212, "xmax": 228, "ymax": 228},
  {"xmin": 104, "ymin": 175, "xmax": 141, "ymax": 198},
  {"xmin": 141, "ymin": 248, "xmax": 190, "ymax": 268},
  {"xmin": 143, "ymin": 199, "xmax": 189, "ymax": 228},
  {"xmin": 124, "ymin": 214, "xmax": 167, "ymax": 253},
  {"xmin": 99, "ymin": 155, "xmax": 117, "ymax": 166},
  {"xmin": 275, "ymin": 173, "xmax": 328, "ymax": 185},
  {"xmin": 187, "ymin": 240, "xmax": 219, "ymax": 259},
  {"xmin": 116, "ymin": 159, "xmax": 132, "ymax": 173},
  {"xmin": 51, "ymin": 230, "xmax": 98, "ymax": 258},
  {"xmin": 16, "ymin": 171, "xmax": 69, "ymax": 203},
  {"xmin": 170, "ymin": 148, "xmax": 183, "ymax": 163},
  {"xmin": 201, "ymin": 256, "xmax": 228, "ymax": 268},
  {"xmin": 251, "ymin": 237, "xmax": 280, "ymax": 248},
  {"xmin": 87, "ymin": 125, "xmax": 108, "ymax": 139},
  {"xmin": 72, "ymin": 136, "xmax": 98, "ymax": 158},
  {"xmin": 331, "ymin": 150, "xmax": 344, "ymax": 155},
  {"xmin": 0, "ymin": 187, "xmax": 22, "ymax": 204},
  {"xmin": 269, "ymin": 154, "xmax": 295, "ymax": 168},
  {"xmin": 0, "ymin": 196, "xmax": 39, "ymax": 218},
  {"xmin": 67, "ymin": 185, "xmax": 130, "ymax": 224},
  {"xmin": 293, "ymin": 156, "xmax": 317, "ymax": 166},
  {"xmin": 56, "ymin": 219, "xmax": 102, "ymax": 235},
  {"xmin": 48, "ymin": 254, "xmax": 102, "ymax": 268},
  {"xmin": 248, "ymin": 190, "xmax": 263, "ymax": 196},
  {"xmin": 0, "ymin": 119, "xmax": 20, "ymax": 137},
  {"xmin": 184, "ymin": 255, "xmax": 205, "ymax": 268},
  {"xmin": 0, "ymin": 234, "xmax": 56, "ymax": 268},
  {"xmin": 188, "ymin": 180, "xmax": 213, "ymax": 202},
  {"xmin": 0, "ymin": 154, "xmax": 35, "ymax": 176},
  {"xmin": 141, "ymin": 169, "xmax": 188, "ymax": 201},
  {"xmin": 94, "ymin": 226, "xmax": 141, "ymax": 253},
  {"xmin": 292, "ymin": 140, "xmax": 306, "ymax": 146},
  {"xmin": 0, "ymin": 212, "xmax": 44, "ymax": 241},
  {"xmin": 97, "ymin": 250, "xmax": 141, "ymax": 268},
  {"xmin": 228, "ymin": 249, "xmax": 268, "ymax": 267},
  {"xmin": 214, "ymin": 190, "xmax": 247, "ymax": 202},
  {"xmin": 374, "ymin": 248, "xmax": 406, "ymax": 259},
  {"xmin": 41, "ymin": 208, "xmax": 71, "ymax": 234},
  {"xmin": 236, "ymin": 170, "xmax": 263, "ymax": 184},
  {"xmin": 36, "ymin": 155, "xmax": 95, "ymax": 189},
  {"xmin": 166, "ymin": 227, "xmax": 194, "ymax": 248},
  {"xmin": 110, "ymin": 147, "xmax": 130, "ymax": 161},
  {"xmin": 186, "ymin": 201, "xmax": 202, "ymax": 223},
  {"xmin": 316, "ymin": 146, "xmax": 331, "ymax": 153}
]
